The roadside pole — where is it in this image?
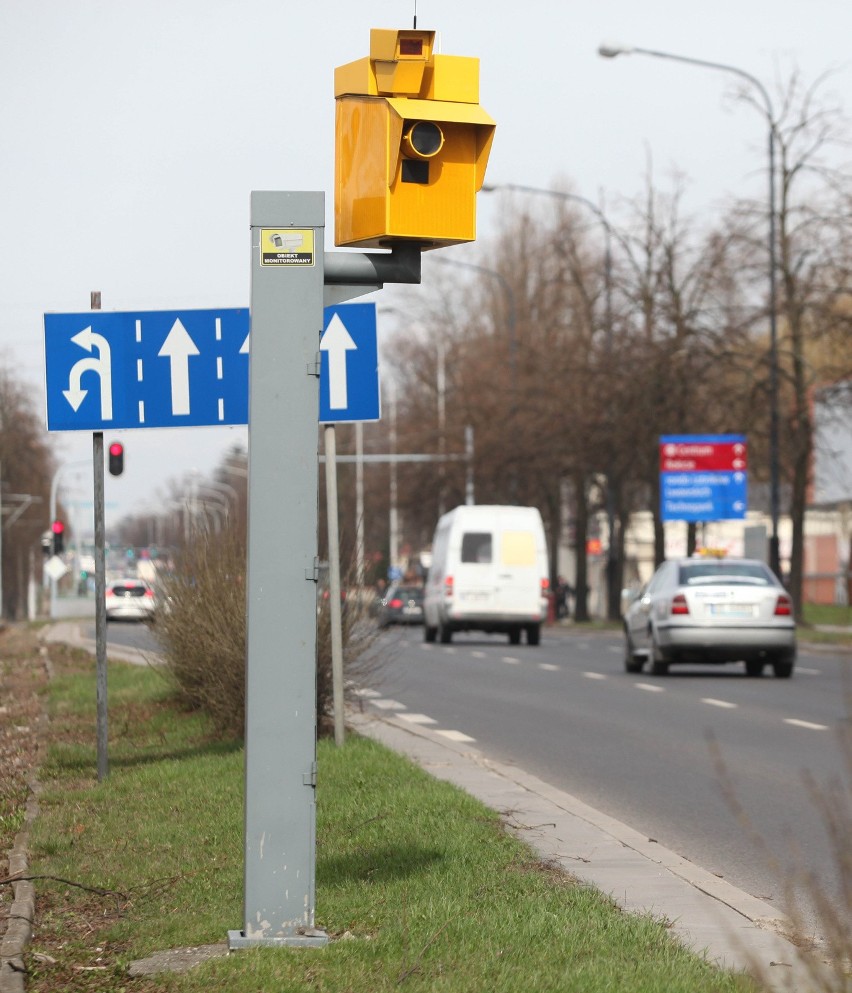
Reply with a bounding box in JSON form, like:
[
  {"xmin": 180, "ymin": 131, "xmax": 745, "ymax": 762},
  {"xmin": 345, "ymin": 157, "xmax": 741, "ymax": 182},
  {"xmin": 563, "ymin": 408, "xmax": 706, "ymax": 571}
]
[
  {"xmin": 91, "ymin": 290, "xmax": 109, "ymax": 782},
  {"xmin": 323, "ymin": 423, "xmax": 346, "ymax": 746},
  {"xmin": 230, "ymin": 193, "xmax": 326, "ymax": 948}
]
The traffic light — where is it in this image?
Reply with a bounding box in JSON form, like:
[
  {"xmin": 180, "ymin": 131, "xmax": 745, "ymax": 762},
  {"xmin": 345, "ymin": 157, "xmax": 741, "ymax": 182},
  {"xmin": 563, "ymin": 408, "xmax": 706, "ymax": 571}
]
[
  {"xmin": 51, "ymin": 520, "xmax": 65, "ymax": 555},
  {"xmin": 108, "ymin": 441, "xmax": 124, "ymax": 477},
  {"xmin": 334, "ymin": 28, "xmax": 495, "ymax": 249}
]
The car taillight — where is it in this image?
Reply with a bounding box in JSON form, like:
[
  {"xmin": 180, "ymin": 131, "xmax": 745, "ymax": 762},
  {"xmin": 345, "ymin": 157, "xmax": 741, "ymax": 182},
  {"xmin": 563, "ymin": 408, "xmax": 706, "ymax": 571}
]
[
  {"xmin": 389, "ymin": 598, "xmax": 403, "ymax": 609},
  {"xmin": 774, "ymin": 594, "xmax": 792, "ymax": 616},
  {"xmin": 671, "ymin": 593, "xmax": 690, "ymax": 615},
  {"xmin": 144, "ymin": 589, "xmax": 155, "ymax": 598},
  {"xmin": 444, "ymin": 576, "xmax": 453, "ymax": 596},
  {"xmin": 541, "ymin": 577, "xmax": 550, "ymax": 592}
]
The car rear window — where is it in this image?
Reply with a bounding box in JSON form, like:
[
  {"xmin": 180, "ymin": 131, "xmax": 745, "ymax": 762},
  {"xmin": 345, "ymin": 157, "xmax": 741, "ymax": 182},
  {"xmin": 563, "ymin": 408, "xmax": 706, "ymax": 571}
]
[
  {"xmin": 461, "ymin": 532, "xmax": 492, "ymax": 563},
  {"xmin": 678, "ymin": 563, "xmax": 774, "ymax": 586},
  {"xmin": 110, "ymin": 584, "xmax": 148, "ymax": 596}
]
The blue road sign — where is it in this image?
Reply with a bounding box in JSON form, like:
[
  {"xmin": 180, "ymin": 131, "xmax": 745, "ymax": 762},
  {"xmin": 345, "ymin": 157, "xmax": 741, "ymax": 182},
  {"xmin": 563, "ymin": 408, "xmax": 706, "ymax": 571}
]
[
  {"xmin": 660, "ymin": 433, "xmax": 748, "ymax": 522},
  {"xmin": 319, "ymin": 303, "xmax": 380, "ymax": 424},
  {"xmin": 44, "ymin": 309, "xmax": 250, "ymax": 431},
  {"xmin": 660, "ymin": 471, "xmax": 748, "ymax": 522}
]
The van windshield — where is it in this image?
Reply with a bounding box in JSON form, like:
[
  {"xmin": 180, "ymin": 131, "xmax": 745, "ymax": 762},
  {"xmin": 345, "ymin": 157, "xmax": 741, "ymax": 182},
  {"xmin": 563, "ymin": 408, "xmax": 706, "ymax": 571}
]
[{"xmin": 461, "ymin": 532, "xmax": 492, "ymax": 563}]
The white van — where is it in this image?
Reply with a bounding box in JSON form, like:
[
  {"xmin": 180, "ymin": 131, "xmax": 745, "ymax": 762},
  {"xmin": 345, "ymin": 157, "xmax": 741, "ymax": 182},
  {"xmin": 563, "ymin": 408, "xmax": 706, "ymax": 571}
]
[{"xmin": 423, "ymin": 505, "xmax": 549, "ymax": 646}]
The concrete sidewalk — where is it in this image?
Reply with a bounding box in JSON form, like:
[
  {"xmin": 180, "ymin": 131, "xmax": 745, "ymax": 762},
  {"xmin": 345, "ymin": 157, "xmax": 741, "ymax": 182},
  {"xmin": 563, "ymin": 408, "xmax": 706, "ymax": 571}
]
[{"xmin": 349, "ymin": 708, "xmax": 834, "ymax": 993}]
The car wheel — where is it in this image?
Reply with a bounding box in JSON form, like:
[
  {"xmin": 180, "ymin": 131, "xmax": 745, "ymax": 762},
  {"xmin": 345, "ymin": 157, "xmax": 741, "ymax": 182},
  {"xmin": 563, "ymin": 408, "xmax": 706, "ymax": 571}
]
[
  {"xmin": 624, "ymin": 628, "xmax": 644, "ymax": 673},
  {"xmin": 526, "ymin": 623, "xmax": 540, "ymax": 646},
  {"xmin": 773, "ymin": 656, "xmax": 794, "ymax": 678},
  {"xmin": 438, "ymin": 622, "xmax": 452, "ymax": 644},
  {"xmin": 650, "ymin": 634, "xmax": 669, "ymax": 675},
  {"xmin": 745, "ymin": 659, "xmax": 765, "ymax": 677},
  {"xmin": 424, "ymin": 625, "xmax": 437, "ymax": 643},
  {"xmin": 508, "ymin": 628, "xmax": 521, "ymax": 645}
]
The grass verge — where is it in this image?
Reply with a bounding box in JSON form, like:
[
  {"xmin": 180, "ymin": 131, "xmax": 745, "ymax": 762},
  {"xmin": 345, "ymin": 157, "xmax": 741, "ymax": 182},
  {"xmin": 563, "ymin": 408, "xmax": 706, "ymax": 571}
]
[{"xmin": 22, "ymin": 638, "xmax": 754, "ymax": 992}]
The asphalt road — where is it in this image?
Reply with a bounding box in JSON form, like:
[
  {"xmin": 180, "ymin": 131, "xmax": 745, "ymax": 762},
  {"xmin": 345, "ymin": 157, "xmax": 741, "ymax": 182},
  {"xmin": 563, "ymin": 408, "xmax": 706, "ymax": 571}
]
[{"xmin": 363, "ymin": 623, "xmax": 850, "ymax": 933}]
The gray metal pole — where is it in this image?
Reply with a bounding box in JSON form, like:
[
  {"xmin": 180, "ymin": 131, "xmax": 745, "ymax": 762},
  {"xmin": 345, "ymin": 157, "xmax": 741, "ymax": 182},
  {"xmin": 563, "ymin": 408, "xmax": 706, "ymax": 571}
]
[
  {"xmin": 93, "ymin": 430, "xmax": 108, "ymax": 781},
  {"xmin": 231, "ymin": 192, "xmax": 326, "ymax": 949},
  {"xmin": 90, "ymin": 290, "xmax": 109, "ymax": 783},
  {"xmin": 323, "ymin": 424, "xmax": 346, "ymax": 746}
]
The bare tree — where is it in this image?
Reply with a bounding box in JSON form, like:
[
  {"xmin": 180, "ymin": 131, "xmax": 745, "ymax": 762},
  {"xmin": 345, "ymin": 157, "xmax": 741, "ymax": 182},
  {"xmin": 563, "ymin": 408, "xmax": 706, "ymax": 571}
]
[{"xmin": 0, "ymin": 364, "xmax": 56, "ymax": 619}]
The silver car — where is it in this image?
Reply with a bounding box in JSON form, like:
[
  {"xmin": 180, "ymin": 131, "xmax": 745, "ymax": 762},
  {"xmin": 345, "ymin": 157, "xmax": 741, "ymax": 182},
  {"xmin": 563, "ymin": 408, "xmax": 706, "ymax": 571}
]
[{"xmin": 623, "ymin": 558, "xmax": 796, "ymax": 677}]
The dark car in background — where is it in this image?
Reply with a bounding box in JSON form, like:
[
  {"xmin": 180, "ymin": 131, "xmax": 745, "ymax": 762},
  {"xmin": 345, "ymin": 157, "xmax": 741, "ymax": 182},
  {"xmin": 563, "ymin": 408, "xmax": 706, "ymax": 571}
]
[
  {"xmin": 623, "ymin": 557, "xmax": 796, "ymax": 677},
  {"xmin": 377, "ymin": 584, "xmax": 424, "ymax": 628}
]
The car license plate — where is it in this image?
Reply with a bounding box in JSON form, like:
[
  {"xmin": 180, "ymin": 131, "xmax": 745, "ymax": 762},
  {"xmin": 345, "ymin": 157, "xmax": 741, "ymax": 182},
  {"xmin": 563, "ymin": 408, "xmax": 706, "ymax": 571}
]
[
  {"xmin": 403, "ymin": 606, "xmax": 420, "ymax": 615},
  {"xmin": 709, "ymin": 603, "xmax": 756, "ymax": 617}
]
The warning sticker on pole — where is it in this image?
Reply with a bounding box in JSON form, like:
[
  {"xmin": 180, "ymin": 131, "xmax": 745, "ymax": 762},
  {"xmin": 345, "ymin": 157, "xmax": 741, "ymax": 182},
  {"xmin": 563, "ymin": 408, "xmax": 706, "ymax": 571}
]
[{"xmin": 260, "ymin": 229, "xmax": 315, "ymax": 266}]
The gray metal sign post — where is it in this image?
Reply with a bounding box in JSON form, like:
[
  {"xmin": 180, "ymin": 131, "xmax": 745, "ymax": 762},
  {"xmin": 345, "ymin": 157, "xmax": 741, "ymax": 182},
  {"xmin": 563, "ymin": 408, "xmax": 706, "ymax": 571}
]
[{"xmin": 230, "ymin": 192, "xmax": 327, "ymax": 948}]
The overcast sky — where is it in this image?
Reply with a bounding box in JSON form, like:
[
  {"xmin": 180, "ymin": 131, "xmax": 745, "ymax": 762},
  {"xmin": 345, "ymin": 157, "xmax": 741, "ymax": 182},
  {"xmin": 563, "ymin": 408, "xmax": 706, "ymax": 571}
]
[{"xmin": 2, "ymin": 0, "xmax": 849, "ymax": 529}]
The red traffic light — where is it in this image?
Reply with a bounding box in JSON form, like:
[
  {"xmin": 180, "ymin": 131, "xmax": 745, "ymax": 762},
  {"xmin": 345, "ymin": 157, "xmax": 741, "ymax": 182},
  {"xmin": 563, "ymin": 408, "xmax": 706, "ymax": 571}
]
[
  {"xmin": 108, "ymin": 441, "xmax": 125, "ymax": 477},
  {"xmin": 51, "ymin": 519, "xmax": 65, "ymax": 555}
]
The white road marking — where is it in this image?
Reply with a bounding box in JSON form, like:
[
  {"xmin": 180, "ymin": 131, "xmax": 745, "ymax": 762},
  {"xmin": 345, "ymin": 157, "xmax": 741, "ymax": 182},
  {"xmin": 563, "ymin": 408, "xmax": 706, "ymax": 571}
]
[
  {"xmin": 702, "ymin": 698, "xmax": 738, "ymax": 709},
  {"xmin": 471, "ymin": 651, "xmax": 487, "ymax": 658},
  {"xmin": 784, "ymin": 718, "xmax": 828, "ymax": 730},
  {"xmin": 583, "ymin": 672, "xmax": 607, "ymax": 680},
  {"xmin": 502, "ymin": 657, "xmax": 520, "ymax": 664},
  {"xmin": 608, "ymin": 645, "xmax": 622, "ymax": 653},
  {"xmin": 444, "ymin": 647, "xmax": 457, "ymax": 655},
  {"xmin": 795, "ymin": 667, "xmax": 820, "ymax": 676},
  {"xmin": 398, "ymin": 713, "xmax": 438, "ymax": 725},
  {"xmin": 436, "ymin": 729, "xmax": 476, "ymax": 742},
  {"xmin": 372, "ymin": 699, "xmax": 406, "ymax": 711},
  {"xmin": 635, "ymin": 683, "xmax": 665, "ymax": 693},
  {"xmin": 352, "ymin": 688, "xmax": 381, "ymax": 698},
  {"xmin": 538, "ymin": 663, "xmax": 560, "ymax": 672}
]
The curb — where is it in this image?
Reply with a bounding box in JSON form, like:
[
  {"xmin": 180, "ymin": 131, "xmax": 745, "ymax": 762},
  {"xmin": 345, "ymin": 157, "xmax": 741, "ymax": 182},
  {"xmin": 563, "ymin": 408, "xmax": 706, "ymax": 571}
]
[{"xmin": 0, "ymin": 641, "xmax": 51, "ymax": 993}]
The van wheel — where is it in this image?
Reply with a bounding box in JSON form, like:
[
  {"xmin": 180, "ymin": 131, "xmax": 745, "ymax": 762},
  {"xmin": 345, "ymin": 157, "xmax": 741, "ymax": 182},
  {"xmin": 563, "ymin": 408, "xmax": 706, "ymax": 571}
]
[
  {"xmin": 439, "ymin": 623, "xmax": 452, "ymax": 644},
  {"xmin": 526, "ymin": 624, "xmax": 540, "ymax": 646},
  {"xmin": 508, "ymin": 628, "xmax": 521, "ymax": 645},
  {"xmin": 424, "ymin": 625, "xmax": 437, "ymax": 643}
]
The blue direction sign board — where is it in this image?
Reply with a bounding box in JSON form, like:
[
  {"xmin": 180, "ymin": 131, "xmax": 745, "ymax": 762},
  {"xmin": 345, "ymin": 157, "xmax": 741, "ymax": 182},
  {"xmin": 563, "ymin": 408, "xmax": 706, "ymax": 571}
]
[
  {"xmin": 660, "ymin": 433, "xmax": 748, "ymax": 522},
  {"xmin": 44, "ymin": 309, "xmax": 250, "ymax": 431},
  {"xmin": 319, "ymin": 303, "xmax": 380, "ymax": 424}
]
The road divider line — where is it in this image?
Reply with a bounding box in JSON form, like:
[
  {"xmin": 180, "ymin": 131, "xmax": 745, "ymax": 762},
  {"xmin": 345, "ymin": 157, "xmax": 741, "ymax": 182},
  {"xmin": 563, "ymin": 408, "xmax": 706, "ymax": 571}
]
[
  {"xmin": 435, "ymin": 729, "xmax": 476, "ymax": 743},
  {"xmin": 398, "ymin": 713, "xmax": 438, "ymax": 725},
  {"xmin": 583, "ymin": 672, "xmax": 607, "ymax": 680},
  {"xmin": 635, "ymin": 683, "xmax": 665, "ymax": 693},
  {"xmin": 472, "ymin": 651, "xmax": 487, "ymax": 658},
  {"xmin": 501, "ymin": 657, "xmax": 520, "ymax": 665},
  {"xmin": 538, "ymin": 663, "xmax": 560, "ymax": 672},
  {"xmin": 353, "ymin": 688, "xmax": 381, "ymax": 698},
  {"xmin": 795, "ymin": 667, "xmax": 820, "ymax": 676},
  {"xmin": 372, "ymin": 699, "xmax": 406, "ymax": 711},
  {"xmin": 701, "ymin": 698, "xmax": 738, "ymax": 709},
  {"xmin": 784, "ymin": 718, "xmax": 828, "ymax": 730}
]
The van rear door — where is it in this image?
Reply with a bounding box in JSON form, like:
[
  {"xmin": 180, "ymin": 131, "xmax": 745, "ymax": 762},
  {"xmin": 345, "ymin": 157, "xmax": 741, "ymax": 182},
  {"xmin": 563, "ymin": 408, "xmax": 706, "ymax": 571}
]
[{"xmin": 493, "ymin": 526, "xmax": 541, "ymax": 616}]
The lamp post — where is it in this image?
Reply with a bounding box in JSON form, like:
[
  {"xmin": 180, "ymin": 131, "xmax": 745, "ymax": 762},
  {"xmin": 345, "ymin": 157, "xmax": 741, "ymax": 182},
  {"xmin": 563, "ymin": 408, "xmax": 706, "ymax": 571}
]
[
  {"xmin": 431, "ymin": 256, "xmax": 519, "ymax": 500},
  {"xmin": 482, "ymin": 183, "xmax": 621, "ymax": 618},
  {"xmin": 598, "ymin": 43, "xmax": 781, "ymax": 578}
]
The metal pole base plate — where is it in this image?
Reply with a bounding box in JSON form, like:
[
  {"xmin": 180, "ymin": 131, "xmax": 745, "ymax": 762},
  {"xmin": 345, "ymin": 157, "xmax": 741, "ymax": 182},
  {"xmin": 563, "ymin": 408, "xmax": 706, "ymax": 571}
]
[{"xmin": 227, "ymin": 929, "xmax": 329, "ymax": 950}]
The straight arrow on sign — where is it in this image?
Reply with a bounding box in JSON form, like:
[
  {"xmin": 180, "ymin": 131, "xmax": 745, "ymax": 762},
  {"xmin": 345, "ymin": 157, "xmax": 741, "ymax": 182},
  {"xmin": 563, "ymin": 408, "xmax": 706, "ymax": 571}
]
[
  {"xmin": 158, "ymin": 319, "xmax": 200, "ymax": 416},
  {"xmin": 320, "ymin": 313, "xmax": 357, "ymax": 410}
]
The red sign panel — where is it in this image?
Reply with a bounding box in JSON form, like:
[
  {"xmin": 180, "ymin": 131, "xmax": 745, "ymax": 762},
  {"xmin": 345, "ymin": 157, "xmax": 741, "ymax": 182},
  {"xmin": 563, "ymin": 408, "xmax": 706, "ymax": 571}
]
[{"xmin": 659, "ymin": 438, "xmax": 747, "ymax": 473}]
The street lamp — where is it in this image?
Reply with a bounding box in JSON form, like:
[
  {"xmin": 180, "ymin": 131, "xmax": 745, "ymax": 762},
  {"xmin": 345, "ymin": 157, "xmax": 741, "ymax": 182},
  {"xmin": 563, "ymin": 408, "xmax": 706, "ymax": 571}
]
[
  {"xmin": 598, "ymin": 42, "xmax": 781, "ymax": 578},
  {"xmin": 482, "ymin": 183, "xmax": 621, "ymax": 618}
]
